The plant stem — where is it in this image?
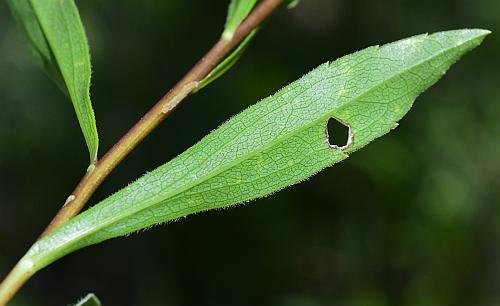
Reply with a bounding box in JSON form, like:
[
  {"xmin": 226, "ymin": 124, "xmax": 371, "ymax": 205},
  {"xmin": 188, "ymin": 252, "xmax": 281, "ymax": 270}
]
[
  {"xmin": 40, "ymin": 0, "xmax": 284, "ymax": 238},
  {"xmin": 0, "ymin": 258, "xmax": 35, "ymax": 306}
]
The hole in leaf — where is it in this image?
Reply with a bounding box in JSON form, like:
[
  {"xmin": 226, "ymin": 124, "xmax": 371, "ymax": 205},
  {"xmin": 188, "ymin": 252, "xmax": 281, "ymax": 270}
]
[{"xmin": 327, "ymin": 117, "xmax": 352, "ymax": 150}]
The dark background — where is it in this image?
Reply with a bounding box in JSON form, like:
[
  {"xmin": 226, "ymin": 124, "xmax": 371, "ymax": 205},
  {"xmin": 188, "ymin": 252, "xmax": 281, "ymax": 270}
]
[{"xmin": 1, "ymin": 1, "xmax": 499, "ymax": 305}]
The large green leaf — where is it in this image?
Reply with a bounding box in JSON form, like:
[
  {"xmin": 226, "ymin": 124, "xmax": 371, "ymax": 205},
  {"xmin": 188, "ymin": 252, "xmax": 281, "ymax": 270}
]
[
  {"xmin": 22, "ymin": 29, "xmax": 489, "ymax": 273},
  {"xmin": 8, "ymin": 0, "xmax": 99, "ymax": 164}
]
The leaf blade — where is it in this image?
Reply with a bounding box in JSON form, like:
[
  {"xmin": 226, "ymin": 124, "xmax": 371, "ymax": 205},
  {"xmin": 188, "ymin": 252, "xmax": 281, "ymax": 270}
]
[
  {"xmin": 9, "ymin": 0, "xmax": 99, "ymax": 163},
  {"xmin": 7, "ymin": 0, "xmax": 67, "ymax": 93},
  {"xmin": 286, "ymin": 0, "xmax": 300, "ymax": 9},
  {"xmin": 25, "ymin": 29, "xmax": 489, "ymax": 271},
  {"xmin": 223, "ymin": 0, "xmax": 258, "ymax": 40}
]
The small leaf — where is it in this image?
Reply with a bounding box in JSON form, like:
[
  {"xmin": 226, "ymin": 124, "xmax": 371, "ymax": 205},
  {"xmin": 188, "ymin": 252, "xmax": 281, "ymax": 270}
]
[
  {"xmin": 195, "ymin": 30, "xmax": 257, "ymax": 93},
  {"xmin": 286, "ymin": 0, "xmax": 300, "ymax": 9},
  {"xmin": 73, "ymin": 293, "xmax": 101, "ymax": 306},
  {"xmin": 223, "ymin": 0, "xmax": 258, "ymax": 40},
  {"xmin": 22, "ymin": 29, "xmax": 489, "ymax": 273},
  {"xmin": 8, "ymin": 0, "xmax": 99, "ymax": 164}
]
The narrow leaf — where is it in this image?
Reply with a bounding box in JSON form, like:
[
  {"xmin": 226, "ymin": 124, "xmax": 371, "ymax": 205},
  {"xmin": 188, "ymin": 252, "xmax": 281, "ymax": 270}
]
[
  {"xmin": 223, "ymin": 0, "xmax": 258, "ymax": 40},
  {"xmin": 23, "ymin": 29, "xmax": 489, "ymax": 273},
  {"xmin": 7, "ymin": 0, "xmax": 66, "ymax": 93},
  {"xmin": 73, "ymin": 293, "xmax": 101, "ymax": 306},
  {"xmin": 286, "ymin": 0, "xmax": 300, "ymax": 9},
  {"xmin": 9, "ymin": 0, "xmax": 99, "ymax": 163},
  {"xmin": 196, "ymin": 30, "xmax": 257, "ymax": 93}
]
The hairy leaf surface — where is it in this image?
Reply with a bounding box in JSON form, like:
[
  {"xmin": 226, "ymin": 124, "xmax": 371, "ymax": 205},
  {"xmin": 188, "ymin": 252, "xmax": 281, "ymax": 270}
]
[
  {"xmin": 24, "ymin": 29, "xmax": 489, "ymax": 272},
  {"xmin": 9, "ymin": 0, "xmax": 99, "ymax": 163}
]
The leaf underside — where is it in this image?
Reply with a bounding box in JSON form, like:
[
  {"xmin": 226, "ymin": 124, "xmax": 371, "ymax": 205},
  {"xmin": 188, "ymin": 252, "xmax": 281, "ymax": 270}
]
[
  {"xmin": 8, "ymin": 0, "xmax": 99, "ymax": 163},
  {"xmin": 25, "ymin": 29, "xmax": 489, "ymax": 272}
]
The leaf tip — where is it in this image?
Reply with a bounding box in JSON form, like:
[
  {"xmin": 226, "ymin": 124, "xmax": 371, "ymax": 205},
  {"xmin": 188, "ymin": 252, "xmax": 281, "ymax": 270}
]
[
  {"xmin": 466, "ymin": 28, "xmax": 492, "ymax": 42},
  {"xmin": 458, "ymin": 28, "xmax": 491, "ymax": 42},
  {"xmin": 474, "ymin": 28, "xmax": 492, "ymax": 36}
]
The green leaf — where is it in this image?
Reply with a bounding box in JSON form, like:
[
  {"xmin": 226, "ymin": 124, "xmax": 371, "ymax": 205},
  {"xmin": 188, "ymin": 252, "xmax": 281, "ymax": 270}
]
[
  {"xmin": 7, "ymin": 0, "xmax": 66, "ymax": 93},
  {"xmin": 286, "ymin": 0, "xmax": 300, "ymax": 9},
  {"xmin": 196, "ymin": 30, "xmax": 257, "ymax": 93},
  {"xmin": 22, "ymin": 29, "xmax": 489, "ymax": 273},
  {"xmin": 8, "ymin": 0, "xmax": 99, "ymax": 164},
  {"xmin": 223, "ymin": 0, "xmax": 258, "ymax": 40},
  {"xmin": 73, "ymin": 293, "xmax": 101, "ymax": 306}
]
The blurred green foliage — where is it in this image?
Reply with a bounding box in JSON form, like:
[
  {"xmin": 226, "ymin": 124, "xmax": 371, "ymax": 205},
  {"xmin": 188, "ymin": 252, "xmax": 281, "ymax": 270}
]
[{"xmin": 0, "ymin": 1, "xmax": 499, "ymax": 305}]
